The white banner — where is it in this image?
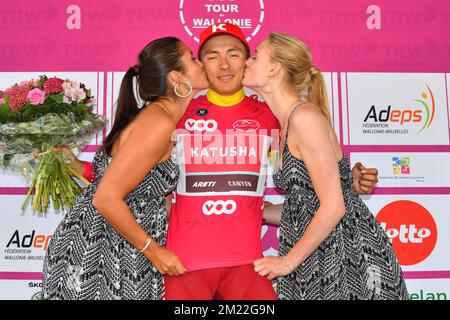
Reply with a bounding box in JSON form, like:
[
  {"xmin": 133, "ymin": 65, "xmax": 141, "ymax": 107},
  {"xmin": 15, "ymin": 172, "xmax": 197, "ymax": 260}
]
[
  {"xmin": 342, "ymin": 73, "xmax": 450, "ymax": 145},
  {"xmin": 350, "ymin": 152, "xmax": 450, "ymax": 188}
]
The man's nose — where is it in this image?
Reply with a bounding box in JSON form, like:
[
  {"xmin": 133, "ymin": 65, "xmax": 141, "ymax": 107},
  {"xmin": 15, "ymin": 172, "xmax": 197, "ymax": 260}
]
[{"xmin": 219, "ymin": 57, "xmax": 230, "ymax": 70}]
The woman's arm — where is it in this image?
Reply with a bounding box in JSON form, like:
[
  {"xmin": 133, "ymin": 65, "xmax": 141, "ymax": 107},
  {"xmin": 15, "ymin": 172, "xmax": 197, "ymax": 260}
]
[
  {"xmin": 92, "ymin": 113, "xmax": 186, "ymax": 276},
  {"xmin": 254, "ymin": 106, "xmax": 345, "ymax": 279}
]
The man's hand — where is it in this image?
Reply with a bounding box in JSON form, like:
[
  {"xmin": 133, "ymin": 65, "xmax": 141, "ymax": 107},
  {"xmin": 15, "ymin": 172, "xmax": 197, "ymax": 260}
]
[
  {"xmin": 352, "ymin": 162, "xmax": 378, "ymax": 194},
  {"xmin": 263, "ymin": 202, "xmax": 282, "ymax": 226},
  {"xmin": 52, "ymin": 146, "xmax": 85, "ymax": 175}
]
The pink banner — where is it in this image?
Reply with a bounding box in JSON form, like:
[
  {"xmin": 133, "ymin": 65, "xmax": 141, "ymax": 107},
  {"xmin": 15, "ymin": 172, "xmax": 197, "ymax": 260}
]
[{"xmin": 0, "ymin": 0, "xmax": 449, "ymax": 72}]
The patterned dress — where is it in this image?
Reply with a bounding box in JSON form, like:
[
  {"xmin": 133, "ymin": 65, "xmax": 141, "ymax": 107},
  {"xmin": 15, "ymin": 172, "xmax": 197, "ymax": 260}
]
[
  {"xmin": 273, "ymin": 118, "xmax": 409, "ymax": 300},
  {"xmin": 42, "ymin": 149, "xmax": 179, "ymax": 300}
]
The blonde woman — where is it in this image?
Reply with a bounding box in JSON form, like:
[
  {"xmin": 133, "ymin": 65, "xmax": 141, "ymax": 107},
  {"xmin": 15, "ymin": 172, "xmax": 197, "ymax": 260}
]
[{"xmin": 243, "ymin": 33, "xmax": 408, "ymax": 300}]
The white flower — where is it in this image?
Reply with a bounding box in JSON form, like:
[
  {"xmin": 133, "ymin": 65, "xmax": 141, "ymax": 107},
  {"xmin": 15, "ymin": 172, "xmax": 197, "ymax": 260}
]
[{"xmin": 62, "ymin": 80, "xmax": 86, "ymax": 103}]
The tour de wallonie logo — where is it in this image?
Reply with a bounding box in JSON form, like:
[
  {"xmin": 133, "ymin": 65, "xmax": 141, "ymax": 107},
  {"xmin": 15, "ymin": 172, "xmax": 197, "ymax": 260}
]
[{"xmin": 179, "ymin": 0, "xmax": 265, "ymax": 43}]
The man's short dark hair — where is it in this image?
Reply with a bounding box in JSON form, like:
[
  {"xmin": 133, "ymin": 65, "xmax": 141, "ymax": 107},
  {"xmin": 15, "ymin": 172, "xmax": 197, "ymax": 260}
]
[{"xmin": 198, "ymin": 39, "xmax": 250, "ymax": 61}]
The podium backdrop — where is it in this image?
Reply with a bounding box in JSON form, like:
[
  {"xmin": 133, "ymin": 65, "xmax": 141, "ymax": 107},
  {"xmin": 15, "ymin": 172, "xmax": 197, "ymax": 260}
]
[{"xmin": 1, "ymin": 0, "xmax": 449, "ymax": 300}]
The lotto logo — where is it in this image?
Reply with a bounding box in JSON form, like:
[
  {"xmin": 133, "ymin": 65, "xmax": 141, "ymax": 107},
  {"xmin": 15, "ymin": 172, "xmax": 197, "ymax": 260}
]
[
  {"xmin": 185, "ymin": 119, "xmax": 218, "ymax": 132},
  {"xmin": 376, "ymin": 200, "xmax": 437, "ymax": 266},
  {"xmin": 202, "ymin": 200, "xmax": 237, "ymax": 216},
  {"xmin": 380, "ymin": 223, "xmax": 431, "ymax": 244}
]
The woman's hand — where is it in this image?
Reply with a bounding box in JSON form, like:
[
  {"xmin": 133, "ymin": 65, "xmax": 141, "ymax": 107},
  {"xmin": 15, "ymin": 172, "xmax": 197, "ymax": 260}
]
[
  {"xmin": 146, "ymin": 242, "xmax": 187, "ymax": 276},
  {"xmin": 253, "ymin": 256, "xmax": 297, "ymax": 280}
]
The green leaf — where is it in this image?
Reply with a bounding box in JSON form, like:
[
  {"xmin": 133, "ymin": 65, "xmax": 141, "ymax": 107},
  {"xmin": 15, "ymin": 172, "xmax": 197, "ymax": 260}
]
[
  {"xmin": 0, "ymin": 103, "xmax": 14, "ymax": 123},
  {"xmin": 37, "ymin": 75, "xmax": 48, "ymax": 89},
  {"xmin": 49, "ymin": 94, "xmax": 64, "ymax": 104},
  {"xmin": 0, "ymin": 103, "xmax": 11, "ymax": 113}
]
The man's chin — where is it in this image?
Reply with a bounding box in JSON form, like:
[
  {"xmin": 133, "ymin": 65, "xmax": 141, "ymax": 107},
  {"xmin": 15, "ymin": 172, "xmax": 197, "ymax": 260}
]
[{"xmin": 210, "ymin": 85, "xmax": 243, "ymax": 96}]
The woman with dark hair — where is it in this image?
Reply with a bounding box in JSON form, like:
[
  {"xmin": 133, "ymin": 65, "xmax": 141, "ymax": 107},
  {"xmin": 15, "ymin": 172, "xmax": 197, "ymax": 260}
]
[{"xmin": 42, "ymin": 37, "xmax": 209, "ymax": 300}]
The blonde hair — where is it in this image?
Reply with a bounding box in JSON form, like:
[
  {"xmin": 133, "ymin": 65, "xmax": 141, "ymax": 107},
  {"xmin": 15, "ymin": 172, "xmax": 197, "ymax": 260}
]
[{"xmin": 268, "ymin": 33, "xmax": 331, "ymax": 122}]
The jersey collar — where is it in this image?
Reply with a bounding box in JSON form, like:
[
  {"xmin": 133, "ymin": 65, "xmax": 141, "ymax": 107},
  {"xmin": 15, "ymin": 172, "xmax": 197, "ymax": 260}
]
[{"xmin": 206, "ymin": 88, "xmax": 245, "ymax": 107}]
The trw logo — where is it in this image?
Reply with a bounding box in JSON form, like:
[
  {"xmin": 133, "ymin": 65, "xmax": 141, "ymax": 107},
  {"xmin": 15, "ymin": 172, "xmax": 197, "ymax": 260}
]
[
  {"xmin": 202, "ymin": 200, "xmax": 237, "ymax": 215},
  {"xmin": 185, "ymin": 119, "xmax": 218, "ymax": 132}
]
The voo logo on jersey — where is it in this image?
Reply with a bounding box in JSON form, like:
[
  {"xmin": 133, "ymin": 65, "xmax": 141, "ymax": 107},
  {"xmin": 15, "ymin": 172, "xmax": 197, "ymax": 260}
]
[
  {"xmin": 202, "ymin": 200, "xmax": 237, "ymax": 215},
  {"xmin": 185, "ymin": 119, "xmax": 218, "ymax": 132}
]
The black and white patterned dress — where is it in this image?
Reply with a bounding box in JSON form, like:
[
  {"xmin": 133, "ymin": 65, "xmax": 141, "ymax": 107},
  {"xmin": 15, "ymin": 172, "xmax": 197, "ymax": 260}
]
[
  {"xmin": 273, "ymin": 118, "xmax": 409, "ymax": 300},
  {"xmin": 42, "ymin": 148, "xmax": 179, "ymax": 300}
]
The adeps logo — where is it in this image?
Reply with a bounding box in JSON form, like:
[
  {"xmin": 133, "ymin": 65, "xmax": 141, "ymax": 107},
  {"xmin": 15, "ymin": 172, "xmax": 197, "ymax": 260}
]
[
  {"xmin": 6, "ymin": 230, "xmax": 52, "ymax": 251},
  {"xmin": 364, "ymin": 84, "xmax": 436, "ymax": 133}
]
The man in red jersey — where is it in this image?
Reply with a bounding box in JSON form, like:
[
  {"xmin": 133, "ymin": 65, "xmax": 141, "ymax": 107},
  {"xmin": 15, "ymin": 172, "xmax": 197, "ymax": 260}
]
[
  {"xmin": 65, "ymin": 23, "xmax": 379, "ymax": 300},
  {"xmin": 164, "ymin": 23, "xmax": 378, "ymax": 300}
]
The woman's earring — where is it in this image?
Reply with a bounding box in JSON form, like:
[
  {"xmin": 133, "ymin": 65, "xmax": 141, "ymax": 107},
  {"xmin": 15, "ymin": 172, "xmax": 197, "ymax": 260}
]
[{"xmin": 174, "ymin": 80, "xmax": 193, "ymax": 98}]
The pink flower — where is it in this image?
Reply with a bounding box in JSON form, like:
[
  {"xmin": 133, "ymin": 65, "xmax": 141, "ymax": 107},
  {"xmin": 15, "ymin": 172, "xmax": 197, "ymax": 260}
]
[
  {"xmin": 43, "ymin": 77, "xmax": 64, "ymax": 94},
  {"xmin": 9, "ymin": 86, "xmax": 29, "ymax": 112},
  {"xmin": 85, "ymin": 98, "xmax": 94, "ymax": 107},
  {"xmin": 0, "ymin": 98, "xmax": 4, "ymax": 105},
  {"xmin": 28, "ymin": 80, "xmax": 38, "ymax": 88},
  {"xmin": 19, "ymin": 80, "xmax": 38, "ymax": 89},
  {"xmin": 27, "ymin": 88, "xmax": 46, "ymax": 105}
]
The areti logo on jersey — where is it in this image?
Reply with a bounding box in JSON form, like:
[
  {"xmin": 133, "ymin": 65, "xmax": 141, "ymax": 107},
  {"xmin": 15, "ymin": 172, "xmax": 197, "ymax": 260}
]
[
  {"xmin": 185, "ymin": 119, "xmax": 218, "ymax": 132},
  {"xmin": 233, "ymin": 119, "xmax": 260, "ymax": 131},
  {"xmin": 376, "ymin": 200, "xmax": 437, "ymax": 266},
  {"xmin": 202, "ymin": 200, "xmax": 237, "ymax": 215}
]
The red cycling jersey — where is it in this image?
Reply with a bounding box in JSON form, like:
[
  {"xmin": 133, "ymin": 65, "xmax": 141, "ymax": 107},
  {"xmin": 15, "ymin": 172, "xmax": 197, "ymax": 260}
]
[{"xmin": 166, "ymin": 94, "xmax": 278, "ymax": 271}]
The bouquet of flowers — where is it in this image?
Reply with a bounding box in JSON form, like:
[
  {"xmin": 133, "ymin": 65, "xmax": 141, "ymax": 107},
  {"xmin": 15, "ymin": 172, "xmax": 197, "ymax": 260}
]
[{"xmin": 0, "ymin": 75, "xmax": 108, "ymax": 213}]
